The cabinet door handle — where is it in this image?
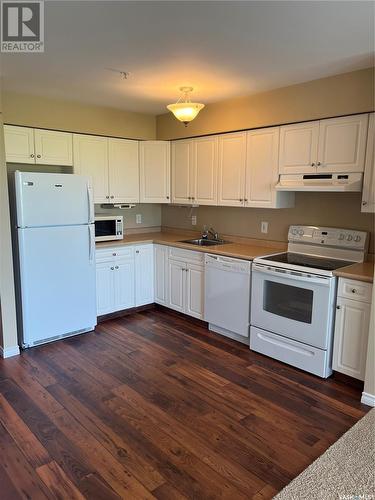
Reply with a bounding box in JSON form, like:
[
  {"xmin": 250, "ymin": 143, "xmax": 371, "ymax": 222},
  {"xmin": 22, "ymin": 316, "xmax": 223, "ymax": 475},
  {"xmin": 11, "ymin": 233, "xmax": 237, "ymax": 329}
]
[
  {"xmin": 351, "ymin": 289, "xmax": 357, "ymax": 294},
  {"xmin": 311, "ymin": 162, "xmax": 315, "ymax": 166},
  {"xmin": 110, "ymin": 195, "xmax": 114, "ymax": 199},
  {"xmin": 317, "ymin": 161, "xmax": 321, "ymax": 166},
  {"xmin": 166, "ymin": 196, "xmax": 170, "ymax": 200},
  {"xmin": 336, "ymin": 305, "xmax": 341, "ymax": 310},
  {"xmin": 112, "ymin": 253, "xmax": 117, "ymax": 256},
  {"xmin": 244, "ymin": 198, "xmax": 248, "ymax": 202},
  {"xmin": 110, "ymin": 267, "xmax": 114, "ymax": 270},
  {"xmin": 37, "ymin": 154, "xmax": 41, "ymax": 159},
  {"xmin": 136, "ymin": 250, "xmax": 139, "ymax": 254},
  {"xmin": 362, "ymin": 201, "xmax": 368, "ymax": 206},
  {"xmin": 239, "ymin": 198, "xmax": 243, "ymax": 202},
  {"xmin": 30, "ymin": 153, "xmax": 35, "ymax": 158},
  {"xmin": 115, "ymin": 266, "xmax": 119, "ymax": 269},
  {"xmin": 106, "ymin": 195, "xmax": 110, "ymax": 199}
]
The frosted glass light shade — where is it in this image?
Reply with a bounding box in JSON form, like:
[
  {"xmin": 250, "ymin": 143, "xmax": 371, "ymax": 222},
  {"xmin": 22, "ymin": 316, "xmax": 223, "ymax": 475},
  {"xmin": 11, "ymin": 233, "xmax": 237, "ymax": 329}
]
[{"xmin": 166, "ymin": 102, "xmax": 205, "ymax": 125}]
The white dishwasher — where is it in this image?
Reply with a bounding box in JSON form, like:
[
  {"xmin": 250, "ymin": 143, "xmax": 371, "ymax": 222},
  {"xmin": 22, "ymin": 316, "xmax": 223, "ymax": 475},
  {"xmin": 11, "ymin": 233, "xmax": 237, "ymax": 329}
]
[{"xmin": 204, "ymin": 254, "xmax": 251, "ymax": 344}]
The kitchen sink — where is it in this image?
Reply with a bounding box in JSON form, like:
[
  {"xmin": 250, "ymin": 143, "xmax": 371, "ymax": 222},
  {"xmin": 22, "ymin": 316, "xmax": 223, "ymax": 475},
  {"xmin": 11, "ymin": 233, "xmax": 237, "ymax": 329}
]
[{"xmin": 179, "ymin": 238, "xmax": 231, "ymax": 246}]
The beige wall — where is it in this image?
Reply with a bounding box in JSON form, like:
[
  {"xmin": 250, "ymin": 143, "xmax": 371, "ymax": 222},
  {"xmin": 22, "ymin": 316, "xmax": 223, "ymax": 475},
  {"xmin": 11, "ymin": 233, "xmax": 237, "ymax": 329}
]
[
  {"xmin": 162, "ymin": 192, "xmax": 375, "ymax": 253},
  {"xmin": 2, "ymin": 91, "xmax": 156, "ymax": 140},
  {"xmin": 157, "ymin": 68, "xmax": 374, "ymax": 139},
  {"xmin": 0, "ymin": 110, "xmax": 18, "ymax": 352},
  {"xmin": 94, "ymin": 204, "xmax": 161, "ymax": 230}
]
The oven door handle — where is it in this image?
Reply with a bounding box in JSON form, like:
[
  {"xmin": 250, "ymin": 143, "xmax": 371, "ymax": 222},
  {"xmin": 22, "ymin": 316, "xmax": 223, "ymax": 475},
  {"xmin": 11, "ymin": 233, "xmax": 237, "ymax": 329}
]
[{"xmin": 252, "ymin": 263, "xmax": 331, "ymax": 285}]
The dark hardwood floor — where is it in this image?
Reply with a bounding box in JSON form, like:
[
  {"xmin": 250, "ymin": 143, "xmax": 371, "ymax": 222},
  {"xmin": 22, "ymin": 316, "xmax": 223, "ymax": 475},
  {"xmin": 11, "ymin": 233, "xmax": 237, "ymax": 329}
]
[{"xmin": 0, "ymin": 307, "xmax": 369, "ymax": 499}]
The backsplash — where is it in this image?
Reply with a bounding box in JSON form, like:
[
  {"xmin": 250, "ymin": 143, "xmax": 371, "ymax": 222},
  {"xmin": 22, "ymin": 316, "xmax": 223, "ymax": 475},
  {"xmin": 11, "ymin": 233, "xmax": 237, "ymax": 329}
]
[
  {"xmin": 162, "ymin": 192, "xmax": 375, "ymax": 254},
  {"xmin": 94, "ymin": 204, "xmax": 161, "ymax": 230}
]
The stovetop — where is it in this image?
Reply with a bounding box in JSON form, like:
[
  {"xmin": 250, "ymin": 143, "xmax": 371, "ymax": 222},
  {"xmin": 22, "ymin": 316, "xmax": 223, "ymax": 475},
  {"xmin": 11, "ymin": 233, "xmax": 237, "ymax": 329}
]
[{"xmin": 259, "ymin": 252, "xmax": 354, "ymax": 272}]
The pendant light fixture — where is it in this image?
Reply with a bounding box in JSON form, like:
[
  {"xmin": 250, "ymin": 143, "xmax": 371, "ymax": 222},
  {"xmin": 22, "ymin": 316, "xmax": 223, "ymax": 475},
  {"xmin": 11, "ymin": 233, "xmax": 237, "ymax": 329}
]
[{"xmin": 167, "ymin": 87, "xmax": 205, "ymax": 126}]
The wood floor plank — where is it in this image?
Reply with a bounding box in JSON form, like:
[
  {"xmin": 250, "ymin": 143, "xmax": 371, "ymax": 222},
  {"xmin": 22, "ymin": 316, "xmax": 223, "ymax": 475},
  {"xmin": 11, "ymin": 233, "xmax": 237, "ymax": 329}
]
[
  {"xmin": 0, "ymin": 308, "xmax": 368, "ymax": 499},
  {"xmin": 36, "ymin": 460, "xmax": 86, "ymax": 500}
]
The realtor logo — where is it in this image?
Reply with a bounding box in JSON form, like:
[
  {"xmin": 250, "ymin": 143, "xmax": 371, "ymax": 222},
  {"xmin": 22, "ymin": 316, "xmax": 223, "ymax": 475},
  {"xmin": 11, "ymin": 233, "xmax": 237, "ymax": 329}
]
[{"xmin": 1, "ymin": 0, "xmax": 44, "ymax": 52}]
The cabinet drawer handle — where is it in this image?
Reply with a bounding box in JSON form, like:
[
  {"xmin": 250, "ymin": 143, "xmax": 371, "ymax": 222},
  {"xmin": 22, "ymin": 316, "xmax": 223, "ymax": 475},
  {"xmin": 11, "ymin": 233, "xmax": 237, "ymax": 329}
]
[{"xmin": 351, "ymin": 288, "xmax": 357, "ymax": 294}]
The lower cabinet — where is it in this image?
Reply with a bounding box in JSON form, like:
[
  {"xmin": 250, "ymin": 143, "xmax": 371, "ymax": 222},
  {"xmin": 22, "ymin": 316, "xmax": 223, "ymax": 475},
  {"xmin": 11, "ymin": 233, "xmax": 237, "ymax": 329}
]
[
  {"xmin": 154, "ymin": 245, "xmax": 168, "ymax": 305},
  {"xmin": 96, "ymin": 244, "xmax": 153, "ymax": 316},
  {"xmin": 333, "ymin": 278, "xmax": 372, "ymax": 380},
  {"xmin": 166, "ymin": 248, "xmax": 204, "ymax": 319}
]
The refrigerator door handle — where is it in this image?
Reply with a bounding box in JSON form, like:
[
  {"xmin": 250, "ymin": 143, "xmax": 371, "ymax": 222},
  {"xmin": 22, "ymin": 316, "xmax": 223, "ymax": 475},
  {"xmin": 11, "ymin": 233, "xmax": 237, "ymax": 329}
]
[
  {"xmin": 87, "ymin": 183, "xmax": 94, "ymax": 223},
  {"xmin": 89, "ymin": 224, "xmax": 95, "ymax": 263}
]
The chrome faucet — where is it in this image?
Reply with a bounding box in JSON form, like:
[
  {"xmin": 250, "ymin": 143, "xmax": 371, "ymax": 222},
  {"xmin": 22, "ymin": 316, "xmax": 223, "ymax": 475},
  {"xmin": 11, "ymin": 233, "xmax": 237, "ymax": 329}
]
[{"xmin": 202, "ymin": 225, "xmax": 219, "ymax": 240}]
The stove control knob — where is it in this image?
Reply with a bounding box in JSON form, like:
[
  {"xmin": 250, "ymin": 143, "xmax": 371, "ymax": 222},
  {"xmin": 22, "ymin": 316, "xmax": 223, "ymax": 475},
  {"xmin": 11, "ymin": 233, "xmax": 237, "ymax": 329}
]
[
  {"xmin": 354, "ymin": 235, "xmax": 361, "ymax": 242},
  {"xmin": 339, "ymin": 233, "xmax": 345, "ymax": 240},
  {"xmin": 298, "ymin": 229, "xmax": 304, "ymax": 236},
  {"xmin": 346, "ymin": 235, "xmax": 353, "ymax": 241},
  {"xmin": 292, "ymin": 228, "xmax": 298, "ymax": 235}
]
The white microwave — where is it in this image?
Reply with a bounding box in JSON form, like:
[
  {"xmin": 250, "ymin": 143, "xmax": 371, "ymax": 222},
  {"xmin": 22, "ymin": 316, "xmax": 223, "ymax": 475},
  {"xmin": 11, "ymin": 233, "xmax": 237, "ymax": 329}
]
[{"xmin": 94, "ymin": 215, "xmax": 124, "ymax": 242}]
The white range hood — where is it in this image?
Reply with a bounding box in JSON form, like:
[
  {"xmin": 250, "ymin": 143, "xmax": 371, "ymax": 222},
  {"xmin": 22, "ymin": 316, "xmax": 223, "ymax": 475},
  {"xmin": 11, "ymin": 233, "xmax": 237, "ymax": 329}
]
[{"xmin": 275, "ymin": 173, "xmax": 363, "ymax": 192}]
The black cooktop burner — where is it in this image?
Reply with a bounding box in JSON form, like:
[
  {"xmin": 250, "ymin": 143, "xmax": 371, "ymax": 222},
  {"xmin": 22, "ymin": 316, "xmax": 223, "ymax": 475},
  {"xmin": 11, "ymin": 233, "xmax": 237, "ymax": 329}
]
[{"xmin": 262, "ymin": 253, "xmax": 354, "ymax": 271}]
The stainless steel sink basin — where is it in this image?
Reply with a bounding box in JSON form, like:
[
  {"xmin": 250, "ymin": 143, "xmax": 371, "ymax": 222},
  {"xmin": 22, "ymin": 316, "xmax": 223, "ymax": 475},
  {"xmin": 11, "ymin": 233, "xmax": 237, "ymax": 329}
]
[{"xmin": 179, "ymin": 238, "xmax": 231, "ymax": 246}]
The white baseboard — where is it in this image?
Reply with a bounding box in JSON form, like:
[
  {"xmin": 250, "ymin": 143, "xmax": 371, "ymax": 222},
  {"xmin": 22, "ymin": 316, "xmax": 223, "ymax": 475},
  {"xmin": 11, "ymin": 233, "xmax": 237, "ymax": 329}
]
[
  {"xmin": 361, "ymin": 392, "xmax": 375, "ymax": 407},
  {"xmin": 0, "ymin": 345, "xmax": 20, "ymax": 359}
]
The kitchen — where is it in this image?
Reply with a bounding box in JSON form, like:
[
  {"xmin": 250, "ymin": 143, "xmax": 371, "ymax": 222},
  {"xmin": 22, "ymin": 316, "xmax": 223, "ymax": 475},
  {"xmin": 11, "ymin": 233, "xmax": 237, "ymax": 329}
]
[{"xmin": 0, "ymin": 2, "xmax": 374, "ymax": 499}]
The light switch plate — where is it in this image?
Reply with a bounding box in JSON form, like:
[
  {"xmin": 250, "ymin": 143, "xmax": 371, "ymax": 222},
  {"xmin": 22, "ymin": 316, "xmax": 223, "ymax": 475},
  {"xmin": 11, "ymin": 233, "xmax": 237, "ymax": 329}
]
[
  {"xmin": 136, "ymin": 214, "xmax": 142, "ymax": 224},
  {"xmin": 192, "ymin": 215, "xmax": 197, "ymax": 226},
  {"xmin": 261, "ymin": 221, "xmax": 269, "ymax": 233}
]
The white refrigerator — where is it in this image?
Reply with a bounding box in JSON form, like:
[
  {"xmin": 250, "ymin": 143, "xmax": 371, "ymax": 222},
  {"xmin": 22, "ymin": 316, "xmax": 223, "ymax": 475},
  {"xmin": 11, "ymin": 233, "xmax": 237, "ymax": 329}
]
[{"xmin": 14, "ymin": 171, "xmax": 97, "ymax": 348}]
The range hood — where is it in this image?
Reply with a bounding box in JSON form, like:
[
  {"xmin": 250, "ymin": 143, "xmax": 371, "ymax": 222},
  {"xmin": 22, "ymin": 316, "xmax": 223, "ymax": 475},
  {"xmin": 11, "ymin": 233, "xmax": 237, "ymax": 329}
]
[{"xmin": 275, "ymin": 173, "xmax": 363, "ymax": 192}]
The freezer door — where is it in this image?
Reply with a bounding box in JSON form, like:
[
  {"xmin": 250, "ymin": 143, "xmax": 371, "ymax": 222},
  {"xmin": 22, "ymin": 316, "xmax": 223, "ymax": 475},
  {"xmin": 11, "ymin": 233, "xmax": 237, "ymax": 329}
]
[
  {"xmin": 18, "ymin": 225, "xmax": 97, "ymax": 347},
  {"xmin": 16, "ymin": 171, "xmax": 94, "ymax": 227}
]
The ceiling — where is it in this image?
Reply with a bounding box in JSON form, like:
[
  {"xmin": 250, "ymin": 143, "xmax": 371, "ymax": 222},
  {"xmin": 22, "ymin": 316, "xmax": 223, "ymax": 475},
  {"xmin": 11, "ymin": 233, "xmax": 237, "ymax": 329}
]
[{"xmin": 1, "ymin": 1, "xmax": 374, "ymax": 115}]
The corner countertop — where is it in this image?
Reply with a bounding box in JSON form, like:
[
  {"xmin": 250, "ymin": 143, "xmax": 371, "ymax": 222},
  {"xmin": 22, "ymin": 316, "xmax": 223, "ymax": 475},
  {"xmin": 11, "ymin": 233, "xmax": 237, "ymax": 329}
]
[
  {"xmin": 334, "ymin": 261, "xmax": 374, "ymax": 284},
  {"xmin": 96, "ymin": 231, "xmax": 285, "ymax": 261}
]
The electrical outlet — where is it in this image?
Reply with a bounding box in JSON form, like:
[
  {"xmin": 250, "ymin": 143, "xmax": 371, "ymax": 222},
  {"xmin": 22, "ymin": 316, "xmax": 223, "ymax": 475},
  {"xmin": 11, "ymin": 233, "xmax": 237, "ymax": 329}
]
[
  {"xmin": 136, "ymin": 214, "xmax": 142, "ymax": 224},
  {"xmin": 261, "ymin": 221, "xmax": 269, "ymax": 234},
  {"xmin": 191, "ymin": 215, "xmax": 197, "ymax": 226}
]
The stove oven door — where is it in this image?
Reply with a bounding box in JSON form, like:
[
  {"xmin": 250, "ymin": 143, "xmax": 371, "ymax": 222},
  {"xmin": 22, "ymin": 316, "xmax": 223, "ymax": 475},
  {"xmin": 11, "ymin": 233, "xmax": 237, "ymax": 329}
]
[{"xmin": 251, "ymin": 263, "xmax": 336, "ymax": 350}]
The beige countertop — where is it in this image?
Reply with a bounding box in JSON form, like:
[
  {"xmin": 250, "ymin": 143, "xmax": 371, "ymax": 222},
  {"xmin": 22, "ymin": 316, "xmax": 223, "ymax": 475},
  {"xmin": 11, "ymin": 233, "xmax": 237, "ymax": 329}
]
[
  {"xmin": 96, "ymin": 231, "xmax": 284, "ymax": 261},
  {"xmin": 334, "ymin": 261, "xmax": 374, "ymax": 283}
]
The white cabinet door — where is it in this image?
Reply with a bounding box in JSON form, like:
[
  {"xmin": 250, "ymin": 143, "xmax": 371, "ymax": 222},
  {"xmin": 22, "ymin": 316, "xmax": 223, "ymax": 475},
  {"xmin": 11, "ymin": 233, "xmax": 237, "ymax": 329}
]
[
  {"xmin": 333, "ymin": 298, "xmax": 371, "ymax": 380},
  {"xmin": 362, "ymin": 113, "xmax": 375, "ymax": 213},
  {"xmin": 140, "ymin": 141, "xmax": 171, "ymax": 203},
  {"xmin": 245, "ymin": 127, "xmax": 279, "ymax": 208},
  {"xmin": 317, "ymin": 114, "xmax": 368, "ymax": 173},
  {"xmin": 114, "ymin": 259, "xmax": 136, "ymax": 311},
  {"xmin": 167, "ymin": 259, "xmax": 185, "ymax": 313},
  {"xmin": 96, "ymin": 261, "xmax": 115, "ymax": 316},
  {"xmin": 73, "ymin": 134, "xmax": 109, "ymax": 204},
  {"xmin": 218, "ymin": 132, "xmax": 246, "ymax": 206},
  {"xmin": 109, "ymin": 138, "xmax": 139, "ymax": 204},
  {"xmin": 4, "ymin": 125, "xmax": 35, "ymax": 163},
  {"xmin": 194, "ymin": 136, "xmax": 218, "ymax": 206},
  {"xmin": 279, "ymin": 122, "xmax": 319, "ymax": 174},
  {"xmin": 171, "ymin": 140, "xmax": 193, "ymax": 204},
  {"xmin": 154, "ymin": 245, "xmax": 168, "ymax": 305},
  {"xmin": 185, "ymin": 264, "xmax": 204, "ymax": 319},
  {"xmin": 135, "ymin": 245, "xmax": 154, "ymax": 306},
  {"xmin": 34, "ymin": 129, "xmax": 73, "ymax": 166}
]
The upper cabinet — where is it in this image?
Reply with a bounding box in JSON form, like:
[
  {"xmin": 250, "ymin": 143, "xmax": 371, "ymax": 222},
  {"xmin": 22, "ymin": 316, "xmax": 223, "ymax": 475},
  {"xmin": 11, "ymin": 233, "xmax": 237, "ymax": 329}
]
[
  {"xmin": 108, "ymin": 138, "xmax": 139, "ymax": 204},
  {"xmin": 171, "ymin": 135, "xmax": 218, "ymax": 205},
  {"xmin": 171, "ymin": 140, "xmax": 193, "ymax": 204},
  {"xmin": 245, "ymin": 128, "xmax": 294, "ymax": 208},
  {"xmin": 4, "ymin": 125, "xmax": 73, "ymax": 166},
  {"xmin": 73, "ymin": 135, "xmax": 140, "ymax": 204},
  {"xmin": 73, "ymin": 134, "xmax": 109, "ymax": 204},
  {"xmin": 218, "ymin": 132, "xmax": 247, "ymax": 207},
  {"xmin": 140, "ymin": 141, "xmax": 171, "ymax": 203},
  {"xmin": 279, "ymin": 122, "xmax": 319, "ymax": 174},
  {"xmin": 317, "ymin": 114, "xmax": 368, "ymax": 173},
  {"xmin": 279, "ymin": 114, "xmax": 368, "ymax": 174},
  {"xmin": 362, "ymin": 113, "xmax": 375, "ymax": 213}
]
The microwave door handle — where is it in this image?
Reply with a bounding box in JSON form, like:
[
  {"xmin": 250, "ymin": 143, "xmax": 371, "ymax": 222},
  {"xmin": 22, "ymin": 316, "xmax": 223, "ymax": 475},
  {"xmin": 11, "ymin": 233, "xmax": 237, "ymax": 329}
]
[
  {"xmin": 253, "ymin": 264, "xmax": 330, "ymax": 285},
  {"xmin": 87, "ymin": 182, "xmax": 94, "ymax": 223},
  {"xmin": 89, "ymin": 224, "xmax": 95, "ymax": 263}
]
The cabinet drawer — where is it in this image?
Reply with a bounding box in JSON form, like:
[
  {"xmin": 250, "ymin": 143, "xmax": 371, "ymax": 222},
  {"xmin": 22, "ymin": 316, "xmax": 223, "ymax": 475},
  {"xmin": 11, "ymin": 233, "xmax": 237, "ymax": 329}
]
[
  {"xmin": 168, "ymin": 246, "xmax": 204, "ymax": 264},
  {"xmin": 338, "ymin": 278, "xmax": 372, "ymax": 303},
  {"xmin": 96, "ymin": 246, "xmax": 134, "ymax": 262}
]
